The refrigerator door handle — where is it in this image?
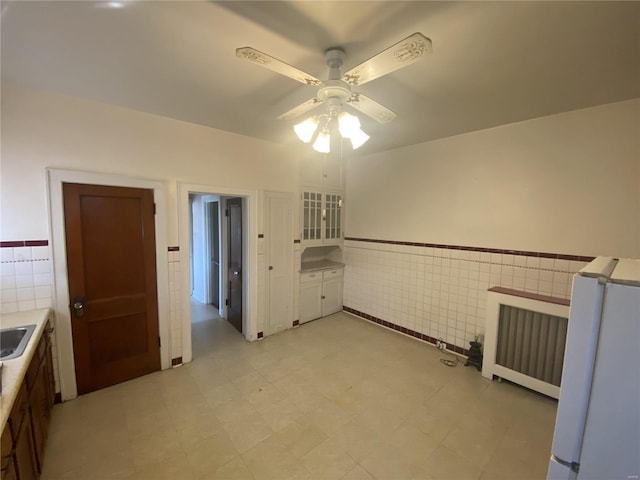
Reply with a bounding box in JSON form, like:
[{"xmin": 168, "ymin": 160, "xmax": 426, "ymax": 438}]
[{"xmin": 551, "ymin": 454, "xmax": 580, "ymax": 474}]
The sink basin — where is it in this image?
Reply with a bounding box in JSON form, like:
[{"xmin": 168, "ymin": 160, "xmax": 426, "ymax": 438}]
[{"xmin": 0, "ymin": 324, "xmax": 36, "ymax": 360}]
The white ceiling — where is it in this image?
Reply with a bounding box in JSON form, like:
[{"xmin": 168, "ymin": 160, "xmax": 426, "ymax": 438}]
[{"xmin": 2, "ymin": 1, "xmax": 639, "ymax": 155}]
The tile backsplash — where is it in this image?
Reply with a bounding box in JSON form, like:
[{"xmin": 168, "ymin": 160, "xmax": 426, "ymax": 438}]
[
  {"xmin": 1, "ymin": 243, "xmax": 54, "ymax": 314},
  {"xmin": 1, "ymin": 241, "xmax": 59, "ymax": 390},
  {"xmin": 343, "ymin": 238, "xmax": 591, "ymax": 353}
]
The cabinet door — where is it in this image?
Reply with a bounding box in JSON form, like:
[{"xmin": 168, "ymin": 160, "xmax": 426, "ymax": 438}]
[
  {"xmin": 14, "ymin": 411, "xmax": 38, "ymax": 480},
  {"xmin": 301, "ymin": 191, "xmax": 323, "ymax": 243},
  {"xmin": 323, "ymin": 153, "xmax": 343, "ymax": 191},
  {"xmin": 300, "ymin": 281, "xmax": 323, "ymax": 323},
  {"xmin": 44, "ymin": 341, "xmax": 55, "ymax": 416},
  {"xmin": 324, "ymin": 192, "xmax": 343, "ymax": 243},
  {"xmin": 1, "ymin": 427, "xmax": 17, "ymax": 480},
  {"xmin": 300, "ymin": 154, "xmax": 325, "ymax": 189},
  {"xmin": 29, "ymin": 360, "xmax": 48, "ymax": 472},
  {"xmin": 321, "ymin": 277, "xmax": 343, "ymax": 316}
]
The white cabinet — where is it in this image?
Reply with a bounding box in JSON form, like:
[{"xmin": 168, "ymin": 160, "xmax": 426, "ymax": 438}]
[
  {"xmin": 301, "ymin": 190, "xmax": 342, "ymax": 245},
  {"xmin": 300, "ymin": 275, "xmax": 323, "ymax": 323},
  {"xmin": 321, "ymin": 270, "xmax": 343, "ymax": 318},
  {"xmin": 300, "ymin": 152, "xmax": 343, "ymax": 191},
  {"xmin": 299, "ymin": 268, "xmax": 343, "ymax": 323},
  {"xmin": 323, "ymin": 153, "xmax": 343, "ymax": 191}
]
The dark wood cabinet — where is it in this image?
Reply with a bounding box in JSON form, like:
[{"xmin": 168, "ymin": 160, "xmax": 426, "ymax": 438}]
[
  {"xmin": 6, "ymin": 382, "xmax": 38, "ymax": 480},
  {"xmin": 13, "ymin": 410, "xmax": 38, "ymax": 480},
  {"xmin": 1, "ymin": 427, "xmax": 18, "ymax": 480},
  {"xmin": 2, "ymin": 319, "xmax": 55, "ymax": 480},
  {"xmin": 27, "ymin": 322, "xmax": 55, "ymax": 472}
]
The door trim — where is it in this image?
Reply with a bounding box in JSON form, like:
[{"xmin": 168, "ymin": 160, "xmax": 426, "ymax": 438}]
[
  {"xmin": 178, "ymin": 183, "xmax": 258, "ymax": 364},
  {"xmin": 48, "ymin": 169, "xmax": 171, "ymax": 401}
]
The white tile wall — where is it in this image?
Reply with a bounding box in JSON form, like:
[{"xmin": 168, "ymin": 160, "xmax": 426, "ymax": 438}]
[
  {"xmin": 1, "ymin": 244, "xmax": 60, "ymax": 391},
  {"xmin": 343, "ymin": 240, "xmax": 587, "ymax": 352}
]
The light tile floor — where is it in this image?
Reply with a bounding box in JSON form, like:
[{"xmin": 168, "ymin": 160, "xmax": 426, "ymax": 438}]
[{"xmin": 42, "ymin": 305, "xmax": 557, "ymax": 479}]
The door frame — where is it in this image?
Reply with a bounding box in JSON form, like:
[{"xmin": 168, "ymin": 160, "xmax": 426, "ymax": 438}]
[
  {"xmin": 204, "ymin": 199, "xmax": 220, "ymax": 308},
  {"xmin": 178, "ymin": 183, "xmax": 258, "ymax": 364},
  {"xmin": 48, "ymin": 168, "xmax": 171, "ymax": 401}
]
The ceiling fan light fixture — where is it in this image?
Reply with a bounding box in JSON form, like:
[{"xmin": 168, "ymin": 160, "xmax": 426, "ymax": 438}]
[
  {"xmin": 293, "ymin": 116, "xmax": 319, "ymax": 143},
  {"xmin": 350, "ymin": 127, "xmax": 370, "ymax": 149},
  {"xmin": 312, "ymin": 130, "xmax": 331, "ymax": 153},
  {"xmin": 338, "ymin": 111, "xmax": 361, "ymax": 139}
]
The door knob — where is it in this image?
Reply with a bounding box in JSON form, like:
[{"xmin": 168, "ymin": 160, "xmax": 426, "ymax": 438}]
[
  {"xmin": 233, "ymin": 271, "xmax": 239, "ymax": 275},
  {"xmin": 72, "ymin": 296, "xmax": 85, "ymax": 317}
]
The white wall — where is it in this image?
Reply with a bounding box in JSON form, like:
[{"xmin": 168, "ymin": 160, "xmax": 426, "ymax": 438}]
[
  {"xmin": 346, "ymin": 99, "xmax": 640, "ymax": 258},
  {"xmin": 0, "ymin": 83, "xmax": 300, "ymax": 243}
]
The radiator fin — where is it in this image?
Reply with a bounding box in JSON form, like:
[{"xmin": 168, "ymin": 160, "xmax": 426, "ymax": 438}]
[{"xmin": 496, "ymin": 305, "xmax": 568, "ymax": 386}]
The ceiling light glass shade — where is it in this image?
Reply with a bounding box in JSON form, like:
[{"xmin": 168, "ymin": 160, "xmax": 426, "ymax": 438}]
[
  {"xmin": 350, "ymin": 128, "xmax": 370, "ymax": 149},
  {"xmin": 294, "ymin": 116, "xmax": 319, "ymax": 143},
  {"xmin": 338, "ymin": 112, "xmax": 361, "ymax": 139},
  {"xmin": 312, "ymin": 130, "xmax": 331, "ymax": 153}
]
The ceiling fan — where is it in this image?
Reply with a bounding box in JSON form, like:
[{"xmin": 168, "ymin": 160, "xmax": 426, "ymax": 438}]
[{"xmin": 236, "ymin": 32, "xmax": 432, "ymax": 152}]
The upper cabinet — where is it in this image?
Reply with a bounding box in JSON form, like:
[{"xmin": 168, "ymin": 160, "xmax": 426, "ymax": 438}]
[
  {"xmin": 323, "ymin": 153, "xmax": 343, "ymax": 191},
  {"xmin": 300, "ymin": 152, "xmax": 343, "ymax": 191},
  {"xmin": 301, "ymin": 190, "xmax": 343, "ymax": 245},
  {"xmin": 299, "ymin": 150, "xmax": 344, "ymax": 245}
]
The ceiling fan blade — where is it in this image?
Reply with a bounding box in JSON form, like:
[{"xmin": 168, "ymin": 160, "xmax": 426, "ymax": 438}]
[
  {"xmin": 342, "ymin": 33, "xmax": 432, "ymax": 86},
  {"xmin": 277, "ymin": 97, "xmax": 324, "ymax": 121},
  {"xmin": 347, "ymin": 93, "xmax": 397, "ymax": 124},
  {"xmin": 236, "ymin": 47, "xmax": 322, "ymax": 86}
]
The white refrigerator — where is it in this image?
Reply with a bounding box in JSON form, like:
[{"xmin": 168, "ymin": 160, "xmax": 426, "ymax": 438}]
[{"xmin": 548, "ymin": 257, "xmax": 639, "ymax": 479}]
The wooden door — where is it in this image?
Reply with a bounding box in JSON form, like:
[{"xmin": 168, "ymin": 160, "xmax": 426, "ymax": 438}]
[
  {"xmin": 207, "ymin": 201, "xmax": 220, "ymax": 308},
  {"xmin": 227, "ymin": 197, "xmax": 243, "ymax": 333},
  {"xmin": 63, "ymin": 183, "xmax": 160, "ymax": 395},
  {"xmin": 265, "ymin": 192, "xmax": 293, "ymax": 336}
]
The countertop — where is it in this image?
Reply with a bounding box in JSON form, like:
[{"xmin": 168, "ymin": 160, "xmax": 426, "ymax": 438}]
[
  {"xmin": 0, "ymin": 308, "xmax": 52, "ymax": 432},
  {"xmin": 300, "ymin": 260, "xmax": 345, "ymax": 273}
]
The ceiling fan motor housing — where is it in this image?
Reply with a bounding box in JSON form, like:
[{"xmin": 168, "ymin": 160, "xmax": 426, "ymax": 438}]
[{"xmin": 318, "ymin": 48, "xmax": 351, "ymax": 116}]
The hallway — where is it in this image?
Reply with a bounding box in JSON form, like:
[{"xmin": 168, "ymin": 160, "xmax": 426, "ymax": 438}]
[{"xmin": 190, "ymin": 299, "xmax": 242, "ymax": 359}]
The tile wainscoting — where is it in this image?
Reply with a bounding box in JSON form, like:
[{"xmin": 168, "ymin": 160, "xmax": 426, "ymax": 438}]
[
  {"xmin": 0, "ymin": 240, "xmax": 60, "ymax": 389},
  {"xmin": 342, "ymin": 237, "xmax": 593, "ymax": 355}
]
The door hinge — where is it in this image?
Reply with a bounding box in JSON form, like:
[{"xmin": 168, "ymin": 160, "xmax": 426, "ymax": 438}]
[
  {"xmin": 225, "ymin": 209, "xmax": 229, "ymax": 217},
  {"xmin": 225, "ymin": 298, "xmax": 229, "ymax": 306},
  {"xmin": 153, "ymin": 203, "xmax": 157, "ymax": 215},
  {"xmin": 158, "ymin": 336, "xmax": 161, "ymax": 347}
]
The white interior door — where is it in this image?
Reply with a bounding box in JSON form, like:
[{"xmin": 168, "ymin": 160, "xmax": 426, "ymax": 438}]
[{"xmin": 265, "ymin": 192, "xmax": 293, "ymax": 335}]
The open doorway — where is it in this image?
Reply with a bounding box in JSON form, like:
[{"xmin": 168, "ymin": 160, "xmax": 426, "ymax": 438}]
[
  {"xmin": 178, "ymin": 183, "xmax": 257, "ymax": 365},
  {"xmin": 188, "ymin": 193, "xmax": 246, "ymax": 358}
]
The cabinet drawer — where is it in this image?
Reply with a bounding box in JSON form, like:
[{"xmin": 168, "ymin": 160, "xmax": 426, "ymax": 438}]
[
  {"xmin": 300, "ymin": 271, "xmax": 322, "ymax": 283},
  {"xmin": 322, "ymin": 268, "xmax": 343, "ymax": 280}
]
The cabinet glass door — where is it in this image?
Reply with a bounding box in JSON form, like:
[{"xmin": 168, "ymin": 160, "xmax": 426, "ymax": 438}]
[
  {"xmin": 303, "ymin": 191, "xmax": 322, "ymax": 241},
  {"xmin": 325, "ymin": 193, "xmax": 342, "ymax": 241}
]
